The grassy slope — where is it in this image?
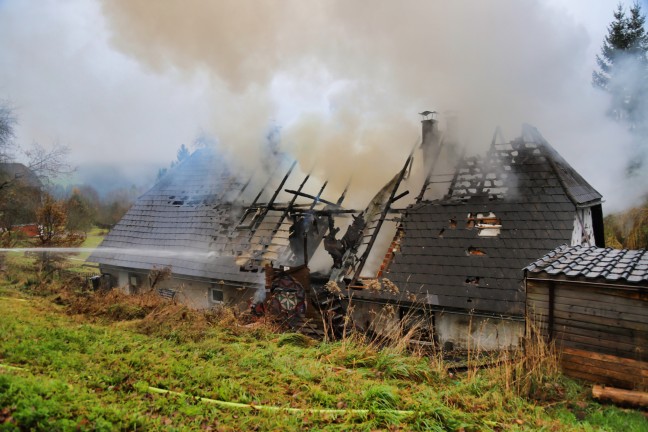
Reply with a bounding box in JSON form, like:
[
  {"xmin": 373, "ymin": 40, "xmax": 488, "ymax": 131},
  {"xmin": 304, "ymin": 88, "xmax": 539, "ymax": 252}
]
[{"xmin": 0, "ymin": 260, "xmax": 646, "ymax": 430}]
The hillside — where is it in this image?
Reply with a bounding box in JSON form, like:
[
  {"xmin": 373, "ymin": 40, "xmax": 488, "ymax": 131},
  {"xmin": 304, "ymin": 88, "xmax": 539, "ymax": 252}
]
[
  {"xmin": 605, "ymin": 198, "xmax": 648, "ymax": 249},
  {"xmin": 0, "ymin": 257, "xmax": 646, "ymax": 430}
]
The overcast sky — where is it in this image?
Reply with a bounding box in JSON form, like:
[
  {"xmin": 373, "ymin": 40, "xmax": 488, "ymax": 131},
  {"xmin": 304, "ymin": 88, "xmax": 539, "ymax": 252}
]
[{"xmin": 0, "ymin": 0, "xmax": 645, "ymax": 210}]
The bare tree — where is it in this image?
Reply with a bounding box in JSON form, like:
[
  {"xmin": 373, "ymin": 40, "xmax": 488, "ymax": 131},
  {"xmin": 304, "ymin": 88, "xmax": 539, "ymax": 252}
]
[
  {"xmin": 24, "ymin": 141, "xmax": 74, "ymax": 184},
  {"xmin": 0, "ymin": 102, "xmax": 16, "ymax": 163}
]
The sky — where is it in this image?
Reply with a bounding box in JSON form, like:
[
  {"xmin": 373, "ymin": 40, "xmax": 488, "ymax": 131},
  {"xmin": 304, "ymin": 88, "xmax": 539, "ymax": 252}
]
[{"xmin": 0, "ymin": 0, "xmax": 646, "ymax": 211}]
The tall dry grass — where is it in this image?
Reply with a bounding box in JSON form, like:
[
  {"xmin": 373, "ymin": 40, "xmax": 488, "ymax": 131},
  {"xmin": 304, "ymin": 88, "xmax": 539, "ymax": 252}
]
[{"xmin": 322, "ymin": 283, "xmax": 563, "ymax": 400}]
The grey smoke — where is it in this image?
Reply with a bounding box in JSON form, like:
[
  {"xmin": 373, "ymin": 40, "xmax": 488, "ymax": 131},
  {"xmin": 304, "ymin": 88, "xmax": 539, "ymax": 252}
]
[{"xmin": 0, "ymin": 0, "xmax": 644, "ymax": 213}]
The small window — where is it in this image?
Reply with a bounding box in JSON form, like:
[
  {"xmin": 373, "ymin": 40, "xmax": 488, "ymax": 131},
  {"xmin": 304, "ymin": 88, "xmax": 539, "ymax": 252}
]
[
  {"xmin": 211, "ymin": 288, "xmax": 224, "ymax": 303},
  {"xmin": 129, "ymin": 274, "xmax": 139, "ymax": 287}
]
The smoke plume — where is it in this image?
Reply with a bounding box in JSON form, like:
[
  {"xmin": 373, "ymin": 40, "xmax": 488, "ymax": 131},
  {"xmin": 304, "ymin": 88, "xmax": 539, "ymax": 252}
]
[
  {"xmin": 4, "ymin": 0, "xmax": 641, "ymax": 211},
  {"xmin": 100, "ymin": 0, "xmax": 647, "ymax": 210}
]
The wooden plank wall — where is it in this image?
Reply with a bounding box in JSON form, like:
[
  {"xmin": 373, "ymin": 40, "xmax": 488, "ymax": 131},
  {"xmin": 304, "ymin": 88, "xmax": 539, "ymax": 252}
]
[{"xmin": 527, "ymin": 279, "xmax": 648, "ymax": 390}]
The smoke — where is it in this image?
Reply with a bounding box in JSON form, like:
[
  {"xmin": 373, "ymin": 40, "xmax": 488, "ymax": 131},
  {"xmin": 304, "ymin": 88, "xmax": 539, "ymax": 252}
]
[
  {"xmin": 0, "ymin": 1, "xmax": 642, "ymax": 211},
  {"xmin": 98, "ymin": 0, "xmax": 647, "ymax": 211}
]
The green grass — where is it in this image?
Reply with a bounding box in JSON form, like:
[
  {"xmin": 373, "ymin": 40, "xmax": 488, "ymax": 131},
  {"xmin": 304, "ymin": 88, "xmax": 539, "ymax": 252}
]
[
  {"xmin": 65, "ymin": 225, "xmax": 105, "ymax": 275},
  {"xmin": 77, "ymin": 226, "xmax": 106, "ymax": 261},
  {"xmin": 0, "ymin": 272, "xmax": 646, "ymax": 430}
]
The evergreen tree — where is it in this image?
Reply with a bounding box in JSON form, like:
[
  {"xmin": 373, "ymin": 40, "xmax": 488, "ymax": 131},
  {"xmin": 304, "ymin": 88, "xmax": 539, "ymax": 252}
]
[
  {"xmin": 593, "ymin": 4, "xmax": 630, "ymax": 91},
  {"xmin": 593, "ymin": 2, "xmax": 648, "ymax": 124},
  {"xmin": 66, "ymin": 188, "xmax": 97, "ymax": 232},
  {"xmin": 176, "ymin": 144, "xmax": 190, "ymax": 162}
]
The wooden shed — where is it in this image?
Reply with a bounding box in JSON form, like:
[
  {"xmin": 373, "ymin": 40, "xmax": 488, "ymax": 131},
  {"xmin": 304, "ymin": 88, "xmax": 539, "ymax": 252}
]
[{"xmin": 525, "ymin": 245, "xmax": 648, "ymax": 391}]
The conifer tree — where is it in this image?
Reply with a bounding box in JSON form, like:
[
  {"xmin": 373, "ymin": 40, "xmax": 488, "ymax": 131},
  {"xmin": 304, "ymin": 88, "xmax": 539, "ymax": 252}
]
[{"xmin": 593, "ymin": 2, "xmax": 648, "ymax": 124}]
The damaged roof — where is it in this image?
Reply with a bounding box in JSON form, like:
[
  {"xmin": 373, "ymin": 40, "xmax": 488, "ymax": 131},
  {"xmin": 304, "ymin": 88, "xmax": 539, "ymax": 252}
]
[
  {"xmin": 521, "ymin": 125, "xmax": 602, "ymax": 206},
  {"xmin": 376, "ymin": 126, "xmax": 603, "ymax": 316},
  {"xmin": 526, "ymin": 244, "xmax": 648, "ymax": 284},
  {"xmin": 90, "ymin": 148, "xmax": 304, "ymax": 285}
]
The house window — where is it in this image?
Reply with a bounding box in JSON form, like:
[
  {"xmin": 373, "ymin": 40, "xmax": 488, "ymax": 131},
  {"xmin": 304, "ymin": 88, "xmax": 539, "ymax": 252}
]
[
  {"xmin": 129, "ymin": 274, "xmax": 139, "ymax": 287},
  {"xmin": 211, "ymin": 288, "xmax": 224, "ymax": 303}
]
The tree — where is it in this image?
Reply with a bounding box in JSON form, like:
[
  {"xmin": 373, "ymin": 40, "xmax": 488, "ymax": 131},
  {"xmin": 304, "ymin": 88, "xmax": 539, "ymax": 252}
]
[
  {"xmin": 0, "ymin": 102, "xmax": 73, "ymax": 192},
  {"xmin": 0, "ymin": 103, "xmax": 74, "ymax": 232},
  {"xmin": 0, "ymin": 102, "xmax": 16, "ymax": 163},
  {"xmin": 66, "ymin": 187, "xmax": 97, "ymax": 232},
  {"xmin": 0, "ymin": 180, "xmax": 40, "ymax": 229},
  {"xmin": 36, "ymin": 194, "xmax": 68, "ymax": 245},
  {"xmin": 33, "ymin": 194, "xmax": 85, "ymax": 281},
  {"xmin": 176, "ymin": 144, "xmax": 190, "ymax": 163},
  {"xmin": 23, "ymin": 141, "xmax": 74, "ymax": 186},
  {"xmin": 158, "ymin": 143, "xmax": 192, "ymax": 181},
  {"xmin": 593, "ymin": 2, "xmax": 648, "ymax": 124}
]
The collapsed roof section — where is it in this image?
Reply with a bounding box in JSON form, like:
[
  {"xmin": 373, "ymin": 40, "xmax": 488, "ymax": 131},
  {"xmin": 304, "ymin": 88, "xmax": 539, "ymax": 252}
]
[
  {"xmin": 90, "ymin": 148, "xmax": 342, "ymax": 285},
  {"xmin": 419, "ymin": 124, "xmax": 602, "ymax": 206},
  {"xmin": 360, "ymin": 124, "xmax": 604, "ymax": 316}
]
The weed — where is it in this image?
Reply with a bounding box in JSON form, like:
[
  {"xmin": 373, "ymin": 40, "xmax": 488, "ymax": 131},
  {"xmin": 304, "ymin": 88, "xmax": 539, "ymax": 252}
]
[
  {"xmin": 277, "ymin": 332, "xmax": 316, "ymax": 348},
  {"xmin": 363, "ymin": 384, "xmax": 399, "ymax": 410}
]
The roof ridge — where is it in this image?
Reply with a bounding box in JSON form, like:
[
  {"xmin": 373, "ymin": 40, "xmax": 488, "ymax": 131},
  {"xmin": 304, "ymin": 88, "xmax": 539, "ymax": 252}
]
[{"xmin": 522, "ymin": 124, "xmax": 602, "ymax": 207}]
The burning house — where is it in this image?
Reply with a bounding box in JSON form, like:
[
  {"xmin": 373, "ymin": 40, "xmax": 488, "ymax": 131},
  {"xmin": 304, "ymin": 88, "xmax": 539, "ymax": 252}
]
[
  {"xmin": 89, "ymin": 149, "xmax": 335, "ymax": 314},
  {"xmin": 91, "ymin": 116, "xmax": 604, "ymax": 347},
  {"xmin": 345, "ymin": 119, "xmax": 604, "ymax": 350}
]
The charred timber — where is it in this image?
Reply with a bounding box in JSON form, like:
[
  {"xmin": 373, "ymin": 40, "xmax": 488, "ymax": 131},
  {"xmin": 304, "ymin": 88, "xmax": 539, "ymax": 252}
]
[{"xmin": 283, "ymin": 189, "xmax": 343, "ymax": 208}]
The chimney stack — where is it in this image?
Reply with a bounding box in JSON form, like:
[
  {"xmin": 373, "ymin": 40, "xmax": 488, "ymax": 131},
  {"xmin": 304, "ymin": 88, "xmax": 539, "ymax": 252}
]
[{"xmin": 419, "ymin": 110, "xmax": 439, "ymax": 150}]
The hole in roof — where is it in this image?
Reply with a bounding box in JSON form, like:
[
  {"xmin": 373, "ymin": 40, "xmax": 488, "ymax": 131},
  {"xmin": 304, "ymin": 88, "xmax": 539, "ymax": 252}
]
[
  {"xmin": 449, "ymin": 218, "xmax": 457, "ymax": 229},
  {"xmin": 465, "ymin": 276, "xmax": 480, "ymax": 285},
  {"xmin": 467, "ymin": 247, "xmax": 487, "ymax": 256},
  {"xmin": 466, "ymin": 213, "xmax": 475, "ymax": 229},
  {"xmin": 475, "ymin": 212, "xmax": 501, "ymax": 237},
  {"xmin": 438, "ymin": 228, "xmax": 445, "ymax": 238}
]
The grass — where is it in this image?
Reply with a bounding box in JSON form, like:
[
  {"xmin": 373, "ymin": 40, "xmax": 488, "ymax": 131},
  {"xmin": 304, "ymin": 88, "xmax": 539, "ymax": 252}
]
[
  {"xmin": 0, "ymin": 259, "xmax": 646, "ymax": 430},
  {"xmin": 76, "ymin": 226, "xmax": 106, "ymax": 261}
]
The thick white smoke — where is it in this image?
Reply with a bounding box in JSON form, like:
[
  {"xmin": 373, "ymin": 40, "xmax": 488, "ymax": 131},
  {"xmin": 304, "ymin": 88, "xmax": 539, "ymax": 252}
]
[
  {"xmin": 1, "ymin": 1, "xmax": 642, "ymax": 211},
  {"xmin": 98, "ymin": 0, "xmax": 646, "ymax": 211}
]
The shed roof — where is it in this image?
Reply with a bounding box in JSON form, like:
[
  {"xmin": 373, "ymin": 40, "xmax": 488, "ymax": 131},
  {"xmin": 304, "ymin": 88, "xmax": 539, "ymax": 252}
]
[
  {"xmin": 525, "ymin": 244, "xmax": 648, "ymax": 284},
  {"xmin": 379, "ymin": 126, "xmax": 602, "ymax": 315}
]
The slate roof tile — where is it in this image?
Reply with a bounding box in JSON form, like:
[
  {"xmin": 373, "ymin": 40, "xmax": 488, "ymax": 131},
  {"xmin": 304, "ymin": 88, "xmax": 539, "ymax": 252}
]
[
  {"xmin": 526, "ymin": 245, "xmax": 648, "ymax": 284},
  {"xmin": 391, "ymin": 126, "xmax": 602, "ymax": 315}
]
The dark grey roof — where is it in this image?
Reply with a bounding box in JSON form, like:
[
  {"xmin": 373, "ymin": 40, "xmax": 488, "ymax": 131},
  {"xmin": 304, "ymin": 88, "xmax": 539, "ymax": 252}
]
[
  {"xmin": 379, "ymin": 127, "xmax": 601, "ymax": 316},
  {"xmin": 90, "ymin": 148, "xmax": 300, "ymax": 285},
  {"xmin": 526, "ymin": 244, "xmax": 648, "ymax": 284},
  {"xmin": 522, "ymin": 125, "xmax": 602, "ymax": 206},
  {"xmin": 0, "ymin": 163, "xmax": 42, "ymax": 188}
]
